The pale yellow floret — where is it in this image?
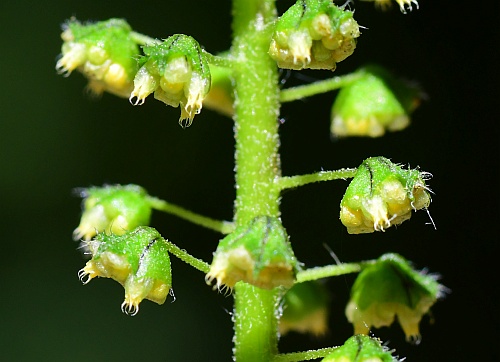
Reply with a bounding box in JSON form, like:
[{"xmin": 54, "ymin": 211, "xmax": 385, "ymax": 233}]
[
  {"xmin": 87, "ymin": 46, "xmax": 108, "ymax": 65},
  {"xmin": 103, "ymin": 63, "xmax": 129, "ymax": 90},
  {"xmin": 130, "ymin": 66, "xmax": 159, "ymax": 105},
  {"xmin": 73, "ymin": 204, "xmax": 109, "ymax": 240},
  {"xmin": 288, "ymin": 30, "xmax": 312, "ymax": 65},
  {"xmin": 182, "ymin": 72, "xmax": 208, "ymax": 124},
  {"xmin": 56, "ymin": 42, "xmax": 87, "ymax": 75},
  {"xmin": 310, "ymin": 14, "xmax": 332, "ymax": 39},
  {"xmin": 346, "ymin": 297, "xmax": 430, "ymax": 343},
  {"xmin": 163, "ymin": 56, "xmax": 190, "ymax": 84}
]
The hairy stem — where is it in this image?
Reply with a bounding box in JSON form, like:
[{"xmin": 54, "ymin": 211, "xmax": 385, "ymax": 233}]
[
  {"xmin": 279, "ymin": 72, "xmax": 364, "ymax": 103},
  {"xmin": 162, "ymin": 238, "xmax": 210, "ymax": 273},
  {"xmin": 276, "ymin": 168, "xmax": 357, "ymax": 191},
  {"xmin": 272, "ymin": 347, "xmax": 338, "ymax": 362},
  {"xmin": 147, "ymin": 196, "xmax": 234, "ymax": 234},
  {"xmin": 231, "ymin": 0, "xmax": 281, "ymax": 361}
]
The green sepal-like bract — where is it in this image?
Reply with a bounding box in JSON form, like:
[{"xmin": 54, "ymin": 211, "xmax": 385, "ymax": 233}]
[
  {"xmin": 56, "ymin": 18, "xmax": 140, "ymax": 97},
  {"xmin": 78, "ymin": 226, "xmax": 173, "ymax": 316},
  {"xmin": 346, "ymin": 253, "xmax": 444, "ymax": 343},
  {"xmin": 206, "ymin": 216, "xmax": 298, "ymax": 290},
  {"xmin": 269, "ymin": 0, "xmax": 360, "ymax": 70},
  {"xmin": 130, "ymin": 34, "xmax": 211, "ymax": 126},
  {"xmin": 322, "ymin": 335, "xmax": 397, "ymax": 362},
  {"xmin": 340, "ymin": 157, "xmax": 431, "ymax": 234},
  {"xmin": 74, "ymin": 184, "xmax": 152, "ymax": 241},
  {"xmin": 331, "ymin": 65, "xmax": 422, "ymax": 137}
]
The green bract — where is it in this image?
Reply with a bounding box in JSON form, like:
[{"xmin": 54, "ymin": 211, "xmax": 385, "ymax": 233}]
[
  {"xmin": 322, "ymin": 335, "xmax": 396, "ymax": 362},
  {"xmin": 331, "ymin": 65, "xmax": 421, "ymax": 137},
  {"xmin": 129, "ymin": 34, "xmax": 211, "ymax": 126},
  {"xmin": 269, "ymin": 0, "xmax": 360, "ymax": 70},
  {"xmin": 56, "ymin": 18, "xmax": 140, "ymax": 97},
  {"xmin": 346, "ymin": 253, "xmax": 444, "ymax": 343},
  {"xmin": 78, "ymin": 226, "xmax": 173, "ymax": 316},
  {"xmin": 74, "ymin": 184, "xmax": 152, "ymax": 241},
  {"xmin": 279, "ymin": 281, "xmax": 329, "ymax": 336},
  {"xmin": 340, "ymin": 157, "xmax": 431, "ymax": 234},
  {"xmin": 206, "ymin": 216, "xmax": 298, "ymax": 290}
]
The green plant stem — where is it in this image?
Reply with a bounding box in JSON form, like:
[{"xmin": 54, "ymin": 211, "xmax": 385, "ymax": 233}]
[
  {"xmin": 162, "ymin": 238, "xmax": 210, "ymax": 273},
  {"xmin": 296, "ymin": 262, "xmax": 365, "ymax": 283},
  {"xmin": 272, "ymin": 347, "xmax": 338, "ymax": 362},
  {"xmin": 231, "ymin": 0, "xmax": 281, "ymax": 361},
  {"xmin": 202, "ymin": 50, "xmax": 234, "ymax": 69},
  {"xmin": 279, "ymin": 72, "xmax": 364, "ymax": 103},
  {"xmin": 147, "ymin": 196, "xmax": 234, "ymax": 234},
  {"xmin": 130, "ymin": 31, "xmax": 161, "ymax": 45},
  {"xmin": 276, "ymin": 168, "xmax": 357, "ymax": 191}
]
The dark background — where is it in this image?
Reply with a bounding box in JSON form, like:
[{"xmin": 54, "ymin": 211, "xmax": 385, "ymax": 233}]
[{"xmin": 0, "ymin": 1, "xmax": 496, "ymax": 361}]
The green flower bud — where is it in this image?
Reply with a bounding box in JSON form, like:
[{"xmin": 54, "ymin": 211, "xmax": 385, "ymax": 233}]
[
  {"xmin": 129, "ymin": 35, "xmax": 211, "ymax": 126},
  {"xmin": 74, "ymin": 184, "xmax": 152, "ymax": 241},
  {"xmin": 56, "ymin": 18, "xmax": 140, "ymax": 98},
  {"xmin": 269, "ymin": 0, "xmax": 360, "ymax": 71},
  {"xmin": 322, "ymin": 335, "xmax": 397, "ymax": 362},
  {"xmin": 78, "ymin": 226, "xmax": 173, "ymax": 316},
  {"xmin": 346, "ymin": 253, "xmax": 445, "ymax": 343},
  {"xmin": 206, "ymin": 216, "xmax": 298, "ymax": 290},
  {"xmin": 279, "ymin": 281, "xmax": 329, "ymax": 336},
  {"xmin": 331, "ymin": 65, "xmax": 422, "ymax": 138},
  {"xmin": 340, "ymin": 157, "xmax": 431, "ymax": 234}
]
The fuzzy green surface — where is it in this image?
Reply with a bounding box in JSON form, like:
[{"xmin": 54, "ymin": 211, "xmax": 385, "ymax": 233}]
[
  {"xmin": 351, "ymin": 253, "xmax": 441, "ymax": 310},
  {"xmin": 67, "ymin": 18, "xmax": 139, "ymax": 79},
  {"xmin": 322, "ymin": 335, "xmax": 395, "ymax": 362}
]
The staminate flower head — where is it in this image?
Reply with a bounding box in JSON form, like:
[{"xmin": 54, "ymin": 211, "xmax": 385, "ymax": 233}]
[
  {"xmin": 340, "ymin": 157, "xmax": 431, "ymax": 234},
  {"xmin": 78, "ymin": 226, "xmax": 173, "ymax": 316},
  {"xmin": 280, "ymin": 281, "xmax": 329, "ymax": 336},
  {"xmin": 345, "ymin": 253, "xmax": 445, "ymax": 343},
  {"xmin": 56, "ymin": 18, "xmax": 140, "ymax": 97},
  {"xmin": 322, "ymin": 335, "xmax": 397, "ymax": 362},
  {"xmin": 206, "ymin": 216, "xmax": 298, "ymax": 291},
  {"xmin": 332, "ymin": 65, "xmax": 422, "ymax": 138},
  {"xmin": 129, "ymin": 34, "xmax": 211, "ymax": 126},
  {"xmin": 269, "ymin": 0, "xmax": 360, "ymax": 70},
  {"xmin": 74, "ymin": 184, "xmax": 152, "ymax": 241}
]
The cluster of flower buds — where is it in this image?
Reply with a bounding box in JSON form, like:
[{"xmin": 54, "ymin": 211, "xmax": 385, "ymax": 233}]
[
  {"xmin": 345, "ymin": 253, "xmax": 445, "ymax": 343},
  {"xmin": 73, "ymin": 184, "xmax": 152, "ymax": 241},
  {"xmin": 322, "ymin": 335, "xmax": 397, "ymax": 362},
  {"xmin": 331, "ymin": 65, "xmax": 422, "ymax": 137},
  {"xmin": 206, "ymin": 216, "xmax": 298, "ymax": 291},
  {"xmin": 269, "ymin": 0, "xmax": 360, "ymax": 70},
  {"xmin": 364, "ymin": 0, "xmax": 419, "ymax": 14},
  {"xmin": 340, "ymin": 157, "xmax": 431, "ymax": 234},
  {"xmin": 279, "ymin": 281, "xmax": 329, "ymax": 336},
  {"xmin": 129, "ymin": 35, "xmax": 211, "ymax": 126},
  {"xmin": 56, "ymin": 18, "xmax": 140, "ymax": 97},
  {"xmin": 78, "ymin": 226, "xmax": 173, "ymax": 316}
]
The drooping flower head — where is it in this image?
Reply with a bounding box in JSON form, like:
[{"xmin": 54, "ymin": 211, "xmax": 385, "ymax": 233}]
[
  {"xmin": 340, "ymin": 157, "xmax": 431, "ymax": 234},
  {"xmin": 269, "ymin": 0, "xmax": 360, "ymax": 71},
  {"xmin": 332, "ymin": 65, "xmax": 422, "ymax": 138},
  {"xmin": 345, "ymin": 253, "xmax": 446, "ymax": 343},
  {"xmin": 206, "ymin": 216, "xmax": 299, "ymax": 291},
  {"xmin": 129, "ymin": 35, "xmax": 211, "ymax": 126},
  {"xmin": 78, "ymin": 226, "xmax": 173, "ymax": 316},
  {"xmin": 74, "ymin": 184, "xmax": 152, "ymax": 241},
  {"xmin": 56, "ymin": 18, "xmax": 140, "ymax": 97}
]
